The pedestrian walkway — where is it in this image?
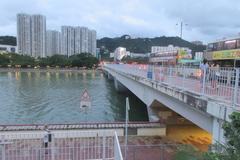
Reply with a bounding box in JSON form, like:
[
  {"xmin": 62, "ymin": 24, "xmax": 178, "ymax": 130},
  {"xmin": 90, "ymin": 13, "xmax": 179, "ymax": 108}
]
[{"xmin": 106, "ymin": 64, "xmax": 240, "ymax": 108}]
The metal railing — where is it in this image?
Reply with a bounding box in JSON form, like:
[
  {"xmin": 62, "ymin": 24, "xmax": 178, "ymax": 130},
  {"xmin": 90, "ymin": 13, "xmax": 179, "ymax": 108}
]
[
  {"xmin": 0, "ymin": 130, "xmax": 123, "ymax": 160},
  {"xmin": 120, "ymin": 144, "xmax": 179, "ymax": 160},
  {"xmin": 104, "ymin": 64, "xmax": 240, "ymax": 108}
]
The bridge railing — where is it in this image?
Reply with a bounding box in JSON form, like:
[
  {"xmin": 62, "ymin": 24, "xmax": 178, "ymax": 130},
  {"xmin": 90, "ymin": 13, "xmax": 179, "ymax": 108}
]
[
  {"xmin": 105, "ymin": 64, "xmax": 240, "ymax": 108},
  {"xmin": 0, "ymin": 130, "xmax": 123, "ymax": 160}
]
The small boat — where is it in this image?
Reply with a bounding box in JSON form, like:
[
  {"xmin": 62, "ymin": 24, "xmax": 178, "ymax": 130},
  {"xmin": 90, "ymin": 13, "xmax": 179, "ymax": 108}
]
[{"xmin": 80, "ymin": 89, "xmax": 91, "ymax": 110}]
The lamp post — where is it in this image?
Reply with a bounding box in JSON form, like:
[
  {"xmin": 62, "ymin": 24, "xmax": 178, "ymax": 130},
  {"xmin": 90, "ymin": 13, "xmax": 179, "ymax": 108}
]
[
  {"xmin": 125, "ymin": 97, "xmax": 130, "ymax": 160},
  {"xmin": 176, "ymin": 21, "xmax": 188, "ymax": 39}
]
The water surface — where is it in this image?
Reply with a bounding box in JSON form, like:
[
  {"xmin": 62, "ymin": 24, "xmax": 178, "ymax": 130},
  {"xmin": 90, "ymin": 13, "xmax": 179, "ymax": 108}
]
[{"xmin": 0, "ymin": 70, "xmax": 148, "ymax": 124}]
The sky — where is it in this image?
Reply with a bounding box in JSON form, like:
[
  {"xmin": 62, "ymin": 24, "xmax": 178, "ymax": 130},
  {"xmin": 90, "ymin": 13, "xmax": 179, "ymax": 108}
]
[{"xmin": 0, "ymin": 0, "xmax": 240, "ymax": 43}]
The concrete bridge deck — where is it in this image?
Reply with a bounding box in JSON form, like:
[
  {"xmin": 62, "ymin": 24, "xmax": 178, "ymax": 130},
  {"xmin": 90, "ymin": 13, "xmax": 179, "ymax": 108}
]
[{"xmin": 103, "ymin": 64, "xmax": 240, "ymax": 143}]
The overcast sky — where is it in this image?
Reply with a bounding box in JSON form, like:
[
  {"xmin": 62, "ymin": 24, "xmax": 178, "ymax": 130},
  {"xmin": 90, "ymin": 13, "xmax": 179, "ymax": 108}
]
[{"xmin": 0, "ymin": 0, "xmax": 240, "ymax": 43}]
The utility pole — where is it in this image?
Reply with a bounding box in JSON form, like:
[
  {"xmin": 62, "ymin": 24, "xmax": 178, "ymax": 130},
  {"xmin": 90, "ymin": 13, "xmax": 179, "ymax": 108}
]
[
  {"xmin": 176, "ymin": 21, "xmax": 187, "ymax": 39},
  {"xmin": 125, "ymin": 97, "xmax": 130, "ymax": 160}
]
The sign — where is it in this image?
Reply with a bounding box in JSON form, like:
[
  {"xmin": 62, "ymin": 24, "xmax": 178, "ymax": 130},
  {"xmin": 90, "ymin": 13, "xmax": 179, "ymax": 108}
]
[
  {"xmin": 212, "ymin": 49, "xmax": 240, "ymax": 60},
  {"xmin": 178, "ymin": 49, "xmax": 192, "ymax": 59},
  {"xmin": 80, "ymin": 89, "xmax": 91, "ymax": 110}
]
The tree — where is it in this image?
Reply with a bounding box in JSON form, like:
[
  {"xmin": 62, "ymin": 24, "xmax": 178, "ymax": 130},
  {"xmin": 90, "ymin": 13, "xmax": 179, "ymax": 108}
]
[
  {"xmin": 69, "ymin": 53, "xmax": 98, "ymax": 68},
  {"xmin": 7, "ymin": 53, "xmax": 35, "ymax": 67},
  {"xmin": 221, "ymin": 112, "xmax": 240, "ymax": 160},
  {"xmin": 0, "ymin": 54, "xmax": 10, "ymax": 66}
]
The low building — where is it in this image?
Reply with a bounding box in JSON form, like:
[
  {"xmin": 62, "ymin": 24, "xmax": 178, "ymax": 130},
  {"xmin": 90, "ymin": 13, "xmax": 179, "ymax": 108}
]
[
  {"xmin": 0, "ymin": 44, "xmax": 17, "ymax": 53},
  {"xmin": 151, "ymin": 45, "xmax": 190, "ymax": 54},
  {"xmin": 191, "ymin": 41, "xmax": 203, "ymax": 46},
  {"xmin": 150, "ymin": 45, "xmax": 192, "ymax": 65},
  {"xmin": 195, "ymin": 52, "xmax": 203, "ymax": 60},
  {"xmin": 130, "ymin": 53, "xmax": 149, "ymax": 58},
  {"xmin": 205, "ymin": 35, "xmax": 240, "ymax": 67},
  {"xmin": 114, "ymin": 47, "xmax": 130, "ymax": 61}
]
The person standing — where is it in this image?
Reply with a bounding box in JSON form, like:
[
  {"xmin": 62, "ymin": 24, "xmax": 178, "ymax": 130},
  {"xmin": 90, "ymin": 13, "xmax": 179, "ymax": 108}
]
[
  {"xmin": 43, "ymin": 125, "xmax": 51, "ymax": 154},
  {"xmin": 200, "ymin": 59, "xmax": 209, "ymax": 89}
]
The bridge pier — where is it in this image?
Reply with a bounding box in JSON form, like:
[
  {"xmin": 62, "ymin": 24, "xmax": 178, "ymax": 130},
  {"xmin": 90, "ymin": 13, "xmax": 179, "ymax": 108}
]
[
  {"xmin": 107, "ymin": 72, "xmax": 114, "ymax": 80},
  {"xmin": 212, "ymin": 118, "xmax": 225, "ymax": 144},
  {"xmin": 114, "ymin": 78, "xmax": 128, "ymax": 92}
]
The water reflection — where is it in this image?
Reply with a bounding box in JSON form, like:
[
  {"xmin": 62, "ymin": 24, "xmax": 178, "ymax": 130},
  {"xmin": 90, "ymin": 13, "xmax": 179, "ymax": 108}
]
[
  {"xmin": 0, "ymin": 70, "xmax": 148, "ymax": 124},
  {"xmin": 27, "ymin": 72, "xmax": 32, "ymax": 79},
  {"xmin": 7, "ymin": 72, "xmax": 12, "ymax": 79},
  {"xmin": 15, "ymin": 72, "xmax": 20, "ymax": 80}
]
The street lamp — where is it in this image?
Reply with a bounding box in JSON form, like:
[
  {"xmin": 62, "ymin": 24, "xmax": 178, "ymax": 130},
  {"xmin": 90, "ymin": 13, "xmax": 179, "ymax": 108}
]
[
  {"xmin": 125, "ymin": 97, "xmax": 130, "ymax": 160},
  {"xmin": 176, "ymin": 21, "xmax": 188, "ymax": 39}
]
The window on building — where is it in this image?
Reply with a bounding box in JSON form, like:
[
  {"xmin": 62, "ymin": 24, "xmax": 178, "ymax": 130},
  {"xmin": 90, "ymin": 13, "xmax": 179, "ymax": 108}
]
[
  {"xmin": 236, "ymin": 39, "xmax": 240, "ymax": 48},
  {"xmin": 224, "ymin": 40, "xmax": 237, "ymax": 50}
]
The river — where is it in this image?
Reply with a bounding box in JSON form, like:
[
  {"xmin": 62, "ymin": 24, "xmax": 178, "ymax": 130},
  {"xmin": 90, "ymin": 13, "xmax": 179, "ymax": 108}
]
[{"xmin": 0, "ymin": 70, "xmax": 148, "ymax": 124}]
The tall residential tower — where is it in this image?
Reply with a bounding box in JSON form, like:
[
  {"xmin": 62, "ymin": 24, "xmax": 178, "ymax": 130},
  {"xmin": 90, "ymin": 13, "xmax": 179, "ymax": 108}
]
[
  {"xmin": 17, "ymin": 13, "xmax": 46, "ymax": 58},
  {"xmin": 60, "ymin": 26, "xmax": 97, "ymax": 56},
  {"xmin": 17, "ymin": 14, "xmax": 31, "ymax": 56},
  {"xmin": 31, "ymin": 14, "xmax": 46, "ymax": 58},
  {"xmin": 46, "ymin": 30, "xmax": 61, "ymax": 57},
  {"xmin": 61, "ymin": 26, "xmax": 75, "ymax": 57}
]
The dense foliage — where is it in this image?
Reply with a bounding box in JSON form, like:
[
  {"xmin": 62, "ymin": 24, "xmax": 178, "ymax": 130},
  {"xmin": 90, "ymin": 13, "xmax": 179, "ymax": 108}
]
[
  {"xmin": 0, "ymin": 36, "xmax": 16, "ymax": 46},
  {"xmin": 121, "ymin": 56, "xmax": 148, "ymax": 64},
  {"xmin": 97, "ymin": 36, "xmax": 206, "ymax": 55},
  {"xmin": 0, "ymin": 53, "xmax": 98, "ymax": 68},
  {"xmin": 0, "ymin": 35, "xmax": 206, "ymax": 57}
]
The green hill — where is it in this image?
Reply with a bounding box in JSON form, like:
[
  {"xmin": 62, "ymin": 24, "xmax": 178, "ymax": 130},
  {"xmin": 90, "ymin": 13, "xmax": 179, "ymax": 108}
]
[
  {"xmin": 0, "ymin": 36, "xmax": 16, "ymax": 46},
  {"xmin": 0, "ymin": 35, "xmax": 206, "ymax": 55},
  {"xmin": 97, "ymin": 35, "xmax": 206, "ymax": 54}
]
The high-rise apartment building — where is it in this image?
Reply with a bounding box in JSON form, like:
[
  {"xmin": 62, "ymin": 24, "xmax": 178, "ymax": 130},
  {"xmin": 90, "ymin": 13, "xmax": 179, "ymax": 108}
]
[
  {"xmin": 31, "ymin": 15, "xmax": 46, "ymax": 58},
  {"xmin": 90, "ymin": 30, "xmax": 97, "ymax": 56},
  {"xmin": 80, "ymin": 27, "xmax": 89, "ymax": 53},
  {"xmin": 74, "ymin": 27, "xmax": 82, "ymax": 54},
  {"xmin": 17, "ymin": 13, "xmax": 46, "ymax": 58},
  {"xmin": 46, "ymin": 30, "xmax": 61, "ymax": 57},
  {"xmin": 61, "ymin": 26, "xmax": 97, "ymax": 56},
  {"xmin": 61, "ymin": 26, "xmax": 75, "ymax": 57},
  {"xmin": 17, "ymin": 14, "xmax": 31, "ymax": 56}
]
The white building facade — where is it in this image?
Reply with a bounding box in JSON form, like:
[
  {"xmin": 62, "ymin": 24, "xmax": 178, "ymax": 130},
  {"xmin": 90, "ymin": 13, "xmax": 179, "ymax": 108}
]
[
  {"xmin": 0, "ymin": 44, "xmax": 17, "ymax": 53},
  {"xmin": 17, "ymin": 14, "xmax": 31, "ymax": 56},
  {"xmin": 61, "ymin": 26, "xmax": 97, "ymax": 56},
  {"xmin": 61, "ymin": 26, "xmax": 75, "ymax": 57},
  {"xmin": 31, "ymin": 14, "xmax": 46, "ymax": 58},
  {"xmin": 90, "ymin": 30, "xmax": 97, "ymax": 57},
  {"xmin": 46, "ymin": 30, "xmax": 61, "ymax": 57},
  {"xmin": 17, "ymin": 13, "xmax": 46, "ymax": 58},
  {"xmin": 80, "ymin": 27, "xmax": 89, "ymax": 53},
  {"xmin": 114, "ymin": 47, "xmax": 128, "ymax": 61},
  {"xmin": 151, "ymin": 45, "xmax": 190, "ymax": 54}
]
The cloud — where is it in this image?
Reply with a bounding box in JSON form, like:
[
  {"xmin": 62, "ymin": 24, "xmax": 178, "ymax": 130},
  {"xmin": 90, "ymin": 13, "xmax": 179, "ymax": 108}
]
[{"xmin": 0, "ymin": 0, "xmax": 240, "ymax": 43}]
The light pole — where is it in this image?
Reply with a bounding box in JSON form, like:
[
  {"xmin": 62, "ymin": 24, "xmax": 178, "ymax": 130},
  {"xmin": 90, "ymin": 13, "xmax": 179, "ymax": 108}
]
[
  {"xmin": 176, "ymin": 21, "xmax": 188, "ymax": 39},
  {"xmin": 125, "ymin": 97, "xmax": 130, "ymax": 160}
]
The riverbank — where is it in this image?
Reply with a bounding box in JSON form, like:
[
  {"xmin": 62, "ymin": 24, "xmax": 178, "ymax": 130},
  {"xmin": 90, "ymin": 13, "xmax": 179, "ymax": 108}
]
[{"xmin": 0, "ymin": 67, "xmax": 101, "ymax": 73}]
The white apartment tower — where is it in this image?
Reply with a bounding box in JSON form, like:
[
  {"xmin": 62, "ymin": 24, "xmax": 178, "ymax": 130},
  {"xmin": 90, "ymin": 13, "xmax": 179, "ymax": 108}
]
[
  {"xmin": 90, "ymin": 30, "xmax": 97, "ymax": 56},
  {"xmin": 74, "ymin": 27, "xmax": 82, "ymax": 54},
  {"xmin": 60, "ymin": 26, "xmax": 97, "ymax": 56},
  {"xmin": 61, "ymin": 26, "xmax": 75, "ymax": 57},
  {"xmin": 17, "ymin": 13, "xmax": 46, "ymax": 58},
  {"xmin": 17, "ymin": 14, "xmax": 31, "ymax": 56},
  {"xmin": 46, "ymin": 30, "xmax": 61, "ymax": 57},
  {"xmin": 87, "ymin": 29, "xmax": 97, "ymax": 56},
  {"xmin": 31, "ymin": 15, "xmax": 46, "ymax": 58},
  {"xmin": 80, "ymin": 27, "xmax": 89, "ymax": 53}
]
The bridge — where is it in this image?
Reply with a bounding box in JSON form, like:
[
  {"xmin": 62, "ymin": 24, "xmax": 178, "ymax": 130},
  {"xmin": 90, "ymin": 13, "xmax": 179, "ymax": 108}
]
[{"xmin": 103, "ymin": 64, "xmax": 240, "ymax": 144}]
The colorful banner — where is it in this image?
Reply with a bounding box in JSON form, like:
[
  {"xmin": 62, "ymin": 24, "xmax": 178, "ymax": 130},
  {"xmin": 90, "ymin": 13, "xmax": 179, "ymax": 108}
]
[
  {"xmin": 178, "ymin": 49, "xmax": 192, "ymax": 59},
  {"xmin": 212, "ymin": 49, "xmax": 240, "ymax": 60}
]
